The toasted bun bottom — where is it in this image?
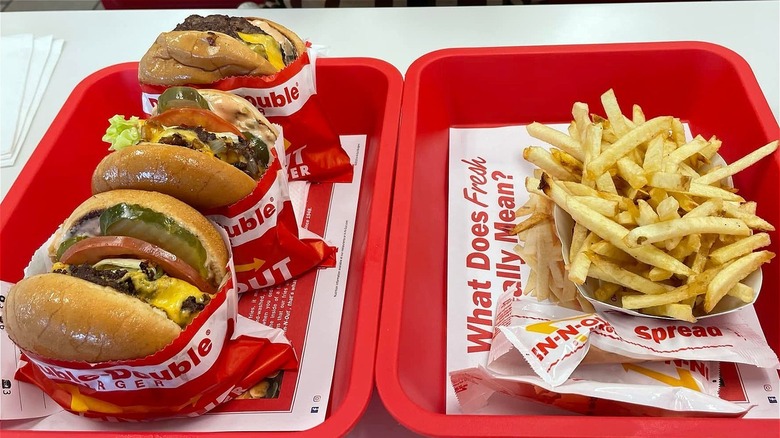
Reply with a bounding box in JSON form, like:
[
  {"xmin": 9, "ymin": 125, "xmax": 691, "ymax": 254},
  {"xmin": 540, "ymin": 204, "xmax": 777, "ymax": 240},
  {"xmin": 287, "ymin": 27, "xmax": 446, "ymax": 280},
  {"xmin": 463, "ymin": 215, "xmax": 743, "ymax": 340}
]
[
  {"xmin": 4, "ymin": 274, "xmax": 182, "ymax": 363},
  {"xmin": 91, "ymin": 145, "xmax": 256, "ymax": 210}
]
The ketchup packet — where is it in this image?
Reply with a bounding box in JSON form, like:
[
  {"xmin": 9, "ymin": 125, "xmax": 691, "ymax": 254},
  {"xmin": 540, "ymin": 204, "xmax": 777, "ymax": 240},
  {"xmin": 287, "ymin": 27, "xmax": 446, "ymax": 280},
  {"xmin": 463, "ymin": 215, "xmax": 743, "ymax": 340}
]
[
  {"xmin": 491, "ymin": 293, "xmax": 779, "ymax": 386},
  {"xmin": 140, "ymin": 47, "xmax": 353, "ymax": 184},
  {"xmin": 203, "ymin": 125, "xmax": 336, "ymax": 292},
  {"xmin": 451, "ymin": 359, "xmax": 748, "ymax": 417},
  {"xmin": 9, "ymin": 230, "xmax": 298, "ymax": 421}
]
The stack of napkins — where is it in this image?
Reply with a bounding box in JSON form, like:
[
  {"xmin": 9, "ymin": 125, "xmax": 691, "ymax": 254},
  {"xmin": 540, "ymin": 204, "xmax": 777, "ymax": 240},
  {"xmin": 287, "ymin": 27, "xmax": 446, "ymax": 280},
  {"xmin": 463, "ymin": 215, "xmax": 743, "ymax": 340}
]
[{"xmin": 1, "ymin": 34, "xmax": 64, "ymax": 168}]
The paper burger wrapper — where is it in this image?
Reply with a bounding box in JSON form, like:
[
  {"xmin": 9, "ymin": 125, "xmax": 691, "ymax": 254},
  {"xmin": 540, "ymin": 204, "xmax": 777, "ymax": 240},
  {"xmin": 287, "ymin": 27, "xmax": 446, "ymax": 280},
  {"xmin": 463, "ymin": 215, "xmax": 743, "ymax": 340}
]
[
  {"xmin": 140, "ymin": 46, "xmax": 353, "ymax": 185},
  {"xmin": 451, "ymin": 360, "xmax": 748, "ymax": 417},
  {"xmin": 11, "ymin": 228, "xmax": 298, "ymax": 421},
  {"xmin": 203, "ymin": 124, "xmax": 336, "ymax": 292}
]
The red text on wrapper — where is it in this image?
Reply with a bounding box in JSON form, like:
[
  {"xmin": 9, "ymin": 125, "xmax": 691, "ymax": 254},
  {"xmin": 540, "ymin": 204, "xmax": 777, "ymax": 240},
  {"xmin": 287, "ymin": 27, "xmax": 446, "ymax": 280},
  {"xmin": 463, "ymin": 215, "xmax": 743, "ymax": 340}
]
[
  {"xmin": 635, "ymin": 325, "xmax": 725, "ymax": 345},
  {"xmin": 210, "ymin": 183, "xmax": 281, "ymax": 247},
  {"xmin": 527, "ymin": 315, "xmax": 611, "ymax": 360},
  {"xmin": 236, "ymin": 256, "xmax": 293, "ymax": 292},
  {"xmin": 29, "ymin": 335, "xmax": 216, "ymax": 391},
  {"xmin": 286, "ymin": 145, "xmax": 310, "ymax": 179},
  {"xmin": 141, "ymin": 64, "xmax": 315, "ymax": 118}
]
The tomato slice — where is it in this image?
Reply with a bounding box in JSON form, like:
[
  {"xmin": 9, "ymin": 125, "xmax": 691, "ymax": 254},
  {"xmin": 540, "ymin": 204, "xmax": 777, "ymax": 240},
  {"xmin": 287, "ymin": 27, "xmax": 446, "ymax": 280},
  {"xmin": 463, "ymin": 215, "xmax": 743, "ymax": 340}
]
[
  {"xmin": 60, "ymin": 236, "xmax": 216, "ymax": 295},
  {"xmin": 149, "ymin": 107, "xmax": 244, "ymax": 139}
]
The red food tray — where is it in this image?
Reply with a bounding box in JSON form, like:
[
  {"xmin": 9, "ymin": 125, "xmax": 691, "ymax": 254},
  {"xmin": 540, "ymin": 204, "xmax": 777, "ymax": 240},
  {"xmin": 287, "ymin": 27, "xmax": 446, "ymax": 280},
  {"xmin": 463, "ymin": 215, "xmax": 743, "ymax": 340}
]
[
  {"xmin": 0, "ymin": 57, "xmax": 402, "ymax": 436},
  {"xmin": 377, "ymin": 42, "xmax": 780, "ymax": 437}
]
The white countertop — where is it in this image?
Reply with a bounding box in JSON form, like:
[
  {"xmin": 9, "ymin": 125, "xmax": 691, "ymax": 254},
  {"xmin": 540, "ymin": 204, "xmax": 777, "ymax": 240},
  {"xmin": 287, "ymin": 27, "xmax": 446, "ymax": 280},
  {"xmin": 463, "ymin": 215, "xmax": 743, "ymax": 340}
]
[
  {"xmin": 1, "ymin": 2, "xmax": 779, "ymax": 199},
  {"xmin": 0, "ymin": 2, "xmax": 778, "ymax": 435}
]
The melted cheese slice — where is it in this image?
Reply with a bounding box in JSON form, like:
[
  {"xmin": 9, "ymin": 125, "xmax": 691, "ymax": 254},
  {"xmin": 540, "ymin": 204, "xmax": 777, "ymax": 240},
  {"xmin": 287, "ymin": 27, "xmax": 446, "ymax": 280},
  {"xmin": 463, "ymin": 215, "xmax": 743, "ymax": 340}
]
[{"xmin": 53, "ymin": 262, "xmax": 209, "ymax": 327}]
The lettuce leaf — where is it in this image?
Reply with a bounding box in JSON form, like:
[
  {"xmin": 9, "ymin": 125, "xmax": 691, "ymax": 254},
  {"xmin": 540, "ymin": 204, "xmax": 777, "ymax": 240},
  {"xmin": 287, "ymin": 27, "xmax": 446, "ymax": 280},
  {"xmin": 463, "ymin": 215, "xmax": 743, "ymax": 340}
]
[{"xmin": 102, "ymin": 115, "xmax": 142, "ymax": 150}]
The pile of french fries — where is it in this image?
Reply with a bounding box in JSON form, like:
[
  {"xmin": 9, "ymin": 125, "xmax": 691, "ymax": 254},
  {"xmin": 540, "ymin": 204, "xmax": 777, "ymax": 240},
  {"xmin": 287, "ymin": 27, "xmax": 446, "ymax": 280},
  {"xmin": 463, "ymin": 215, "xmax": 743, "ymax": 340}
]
[{"xmin": 514, "ymin": 89, "xmax": 777, "ymax": 322}]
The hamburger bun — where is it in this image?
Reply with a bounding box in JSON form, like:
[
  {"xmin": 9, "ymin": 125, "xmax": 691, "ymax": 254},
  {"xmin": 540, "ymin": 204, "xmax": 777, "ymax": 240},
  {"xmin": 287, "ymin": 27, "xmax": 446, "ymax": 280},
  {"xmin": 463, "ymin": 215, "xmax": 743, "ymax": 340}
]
[
  {"xmin": 4, "ymin": 274, "xmax": 182, "ymax": 362},
  {"xmin": 139, "ymin": 15, "xmax": 305, "ymax": 86},
  {"xmin": 139, "ymin": 31, "xmax": 279, "ymax": 86},
  {"xmin": 91, "ymin": 144, "xmax": 257, "ymax": 211},
  {"xmin": 92, "ymin": 89, "xmax": 277, "ymax": 210}
]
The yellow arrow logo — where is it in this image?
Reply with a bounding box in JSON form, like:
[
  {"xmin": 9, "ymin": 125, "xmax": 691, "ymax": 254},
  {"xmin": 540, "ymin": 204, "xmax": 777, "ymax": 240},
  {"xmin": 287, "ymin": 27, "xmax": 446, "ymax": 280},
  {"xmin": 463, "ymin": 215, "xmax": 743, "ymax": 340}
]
[
  {"xmin": 622, "ymin": 363, "xmax": 701, "ymax": 391},
  {"xmin": 235, "ymin": 258, "xmax": 266, "ymax": 273},
  {"xmin": 525, "ymin": 314, "xmax": 595, "ymax": 335}
]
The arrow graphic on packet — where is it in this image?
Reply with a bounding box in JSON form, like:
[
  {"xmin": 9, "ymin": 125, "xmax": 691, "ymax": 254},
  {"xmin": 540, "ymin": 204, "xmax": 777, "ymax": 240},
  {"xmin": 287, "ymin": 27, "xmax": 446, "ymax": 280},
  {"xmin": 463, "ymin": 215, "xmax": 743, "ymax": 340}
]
[
  {"xmin": 621, "ymin": 363, "xmax": 701, "ymax": 391},
  {"xmin": 235, "ymin": 258, "xmax": 266, "ymax": 272}
]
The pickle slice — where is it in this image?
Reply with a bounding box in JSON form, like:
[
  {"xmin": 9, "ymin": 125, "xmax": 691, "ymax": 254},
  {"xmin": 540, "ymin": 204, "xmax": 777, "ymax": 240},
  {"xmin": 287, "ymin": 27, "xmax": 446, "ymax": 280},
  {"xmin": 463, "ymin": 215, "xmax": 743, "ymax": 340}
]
[
  {"xmin": 99, "ymin": 204, "xmax": 208, "ymax": 279},
  {"xmin": 157, "ymin": 86, "xmax": 210, "ymax": 113},
  {"xmin": 55, "ymin": 235, "xmax": 88, "ymax": 260}
]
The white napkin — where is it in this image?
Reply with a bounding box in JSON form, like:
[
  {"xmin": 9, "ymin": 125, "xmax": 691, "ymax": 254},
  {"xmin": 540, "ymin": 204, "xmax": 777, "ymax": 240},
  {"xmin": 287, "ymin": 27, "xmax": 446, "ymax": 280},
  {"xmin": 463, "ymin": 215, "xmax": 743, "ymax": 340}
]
[{"xmin": 1, "ymin": 34, "xmax": 64, "ymax": 168}]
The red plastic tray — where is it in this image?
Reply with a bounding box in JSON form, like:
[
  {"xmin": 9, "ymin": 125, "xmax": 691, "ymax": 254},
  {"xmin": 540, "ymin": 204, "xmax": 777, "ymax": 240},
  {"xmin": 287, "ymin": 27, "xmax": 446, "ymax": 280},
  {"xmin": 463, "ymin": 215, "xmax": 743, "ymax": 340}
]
[
  {"xmin": 377, "ymin": 42, "xmax": 780, "ymax": 437},
  {"xmin": 0, "ymin": 57, "xmax": 402, "ymax": 436}
]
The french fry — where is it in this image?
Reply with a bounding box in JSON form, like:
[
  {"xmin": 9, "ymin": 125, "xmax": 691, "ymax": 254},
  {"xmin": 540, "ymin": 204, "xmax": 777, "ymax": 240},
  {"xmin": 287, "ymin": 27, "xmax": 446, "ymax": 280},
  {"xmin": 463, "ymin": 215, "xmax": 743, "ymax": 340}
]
[
  {"xmin": 647, "ymin": 172, "xmax": 692, "ymax": 191},
  {"xmin": 523, "ymin": 147, "xmax": 579, "ymax": 182},
  {"xmin": 642, "ymin": 304, "xmax": 696, "ymax": 323},
  {"xmin": 622, "ymin": 266, "xmax": 720, "ymax": 309},
  {"xmin": 601, "ymin": 89, "xmax": 630, "ymax": 137},
  {"xmin": 671, "ymin": 118, "xmax": 686, "ymax": 147},
  {"xmin": 590, "ymin": 241, "xmax": 636, "ymax": 264},
  {"xmin": 642, "ymin": 135, "xmax": 665, "ymax": 173},
  {"xmin": 636, "ymin": 200, "xmax": 659, "ymax": 226},
  {"xmin": 740, "ymin": 201, "xmax": 757, "ymax": 215},
  {"xmin": 572, "ymin": 196, "xmax": 619, "ymax": 217},
  {"xmin": 705, "ymin": 251, "xmax": 775, "ymax": 312},
  {"xmin": 727, "ymin": 283, "xmax": 755, "ymax": 303},
  {"xmin": 594, "ymin": 282, "xmax": 621, "ymax": 302},
  {"xmin": 527, "ymin": 122, "xmax": 585, "ymax": 161},
  {"xmin": 541, "ymin": 174, "xmax": 693, "ymax": 276},
  {"xmin": 679, "ymin": 182, "xmax": 745, "ymax": 202},
  {"xmin": 656, "ymin": 196, "xmax": 681, "ymax": 222},
  {"xmin": 697, "ymin": 135, "xmax": 721, "ymax": 161},
  {"xmin": 617, "ymin": 157, "xmax": 648, "ymax": 189},
  {"xmin": 709, "ymin": 233, "xmax": 772, "ymax": 265},
  {"xmin": 632, "ymin": 104, "xmax": 646, "ymax": 125},
  {"xmin": 721, "ymin": 202, "xmax": 775, "ymax": 231},
  {"xmin": 567, "ymin": 121, "xmax": 579, "ymax": 141},
  {"xmin": 551, "ymin": 149, "xmax": 584, "ymax": 176},
  {"xmin": 596, "ymin": 171, "xmax": 619, "ymax": 195},
  {"xmin": 586, "ymin": 116, "xmax": 673, "ymax": 179},
  {"xmin": 688, "ymin": 234, "xmax": 716, "ymax": 276},
  {"xmin": 568, "ymin": 233, "xmax": 600, "ymax": 284},
  {"xmin": 683, "ymin": 198, "xmax": 723, "ymax": 218},
  {"xmin": 694, "ymin": 141, "xmax": 778, "ymax": 185},
  {"xmin": 615, "ymin": 211, "xmax": 636, "ymax": 226},
  {"xmin": 572, "ymin": 102, "xmax": 591, "ymax": 142},
  {"xmin": 511, "ymin": 211, "xmax": 552, "ymax": 235},
  {"xmin": 664, "ymin": 135, "xmax": 709, "ymax": 170},
  {"xmin": 569, "ymin": 222, "xmax": 588, "ymax": 262},
  {"xmin": 587, "ymin": 254, "xmax": 674, "ymax": 295},
  {"xmin": 669, "ymin": 192, "xmax": 699, "ymax": 212},
  {"xmin": 624, "ymin": 217, "xmax": 751, "ymax": 247},
  {"xmin": 648, "ymin": 267, "xmax": 673, "ymax": 281}
]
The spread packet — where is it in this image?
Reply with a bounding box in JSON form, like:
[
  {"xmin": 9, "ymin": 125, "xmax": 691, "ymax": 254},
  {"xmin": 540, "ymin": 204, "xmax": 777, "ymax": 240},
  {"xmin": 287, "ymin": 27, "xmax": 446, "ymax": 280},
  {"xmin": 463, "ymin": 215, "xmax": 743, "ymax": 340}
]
[
  {"xmin": 451, "ymin": 359, "xmax": 748, "ymax": 417},
  {"xmin": 7, "ymin": 227, "xmax": 298, "ymax": 421},
  {"xmin": 202, "ymin": 124, "xmax": 336, "ymax": 292},
  {"xmin": 140, "ymin": 46, "xmax": 354, "ymax": 184},
  {"xmin": 491, "ymin": 292, "xmax": 780, "ymax": 386}
]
